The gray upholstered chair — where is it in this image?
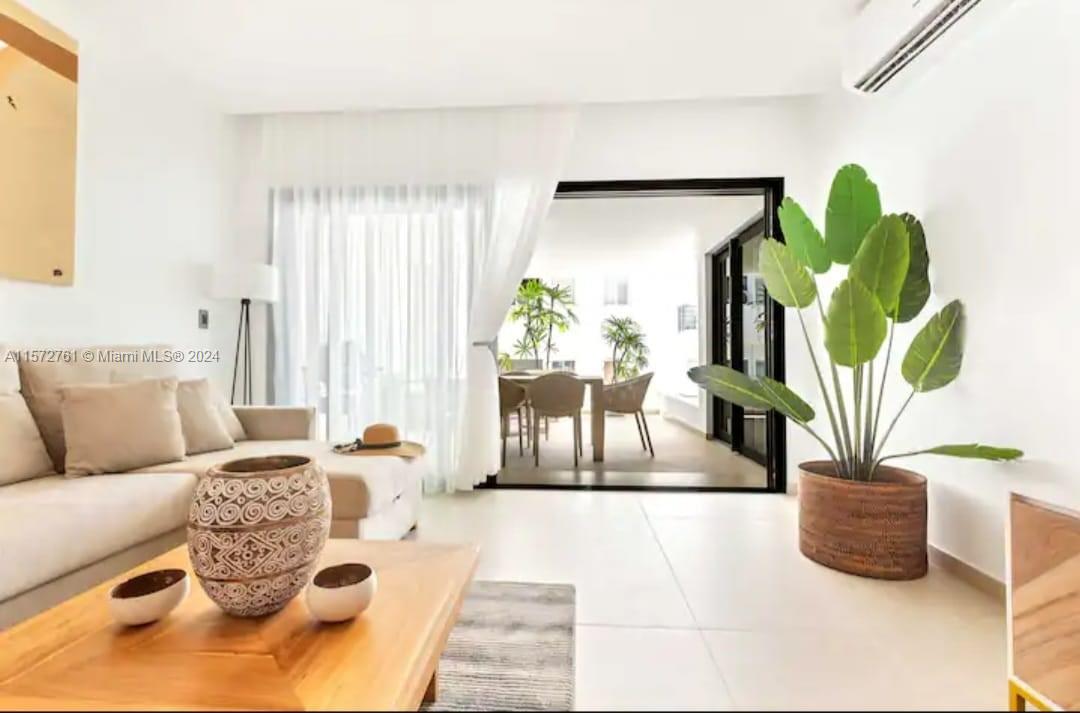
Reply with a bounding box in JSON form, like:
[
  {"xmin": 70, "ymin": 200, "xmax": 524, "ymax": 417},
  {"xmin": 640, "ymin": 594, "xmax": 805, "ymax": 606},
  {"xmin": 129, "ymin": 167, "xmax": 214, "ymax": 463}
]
[
  {"xmin": 602, "ymin": 372, "xmax": 655, "ymax": 457},
  {"xmin": 498, "ymin": 377, "xmax": 529, "ymax": 467},
  {"xmin": 527, "ymin": 372, "xmax": 585, "ymax": 466}
]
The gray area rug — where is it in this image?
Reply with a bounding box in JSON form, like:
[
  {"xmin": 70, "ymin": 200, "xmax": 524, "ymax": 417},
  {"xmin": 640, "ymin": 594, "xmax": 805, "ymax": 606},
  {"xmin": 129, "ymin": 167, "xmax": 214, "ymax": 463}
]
[{"xmin": 423, "ymin": 581, "xmax": 575, "ymax": 712}]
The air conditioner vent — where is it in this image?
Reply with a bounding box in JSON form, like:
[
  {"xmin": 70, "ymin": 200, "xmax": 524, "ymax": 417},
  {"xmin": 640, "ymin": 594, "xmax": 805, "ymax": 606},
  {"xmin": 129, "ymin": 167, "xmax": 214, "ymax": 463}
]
[{"xmin": 853, "ymin": 0, "xmax": 984, "ymax": 93}]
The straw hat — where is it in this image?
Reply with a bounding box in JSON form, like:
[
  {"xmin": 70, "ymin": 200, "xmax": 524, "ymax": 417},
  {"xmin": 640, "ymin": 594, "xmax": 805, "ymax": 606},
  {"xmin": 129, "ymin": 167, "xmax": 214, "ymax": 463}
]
[{"xmin": 334, "ymin": 423, "xmax": 425, "ymax": 459}]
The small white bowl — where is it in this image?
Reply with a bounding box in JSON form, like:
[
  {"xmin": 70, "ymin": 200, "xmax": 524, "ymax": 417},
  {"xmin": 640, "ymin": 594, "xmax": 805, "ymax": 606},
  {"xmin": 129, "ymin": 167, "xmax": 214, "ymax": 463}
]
[
  {"xmin": 306, "ymin": 563, "xmax": 377, "ymax": 623},
  {"xmin": 108, "ymin": 568, "xmax": 189, "ymax": 626}
]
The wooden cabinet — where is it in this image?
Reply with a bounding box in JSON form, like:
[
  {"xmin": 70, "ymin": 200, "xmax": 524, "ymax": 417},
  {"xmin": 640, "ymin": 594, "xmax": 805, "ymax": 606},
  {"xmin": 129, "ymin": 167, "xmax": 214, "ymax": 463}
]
[{"xmin": 1008, "ymin": 493, "xmax": 1080, "ymax": 711}]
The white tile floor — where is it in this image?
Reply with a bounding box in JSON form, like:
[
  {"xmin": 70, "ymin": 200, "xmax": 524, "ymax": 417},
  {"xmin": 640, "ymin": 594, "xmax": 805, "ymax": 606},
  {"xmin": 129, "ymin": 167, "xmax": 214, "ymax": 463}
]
[{"xmin": 417, "ymin": 489, "xmax": 1006, "ymax": 711}]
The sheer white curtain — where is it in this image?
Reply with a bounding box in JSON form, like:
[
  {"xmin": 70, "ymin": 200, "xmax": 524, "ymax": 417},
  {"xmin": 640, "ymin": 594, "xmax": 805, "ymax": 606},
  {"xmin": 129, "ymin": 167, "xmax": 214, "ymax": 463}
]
[{"xmin": 255, "ymin": 107, "xmax": 576, "ymax": 492}]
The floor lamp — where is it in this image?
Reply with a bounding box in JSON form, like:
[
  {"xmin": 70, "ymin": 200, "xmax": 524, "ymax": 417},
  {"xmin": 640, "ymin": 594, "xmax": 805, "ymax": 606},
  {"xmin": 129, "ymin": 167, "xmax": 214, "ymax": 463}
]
[{"xmin": 212, "ymin": 263, "xmax": 279, "ymax": 405}]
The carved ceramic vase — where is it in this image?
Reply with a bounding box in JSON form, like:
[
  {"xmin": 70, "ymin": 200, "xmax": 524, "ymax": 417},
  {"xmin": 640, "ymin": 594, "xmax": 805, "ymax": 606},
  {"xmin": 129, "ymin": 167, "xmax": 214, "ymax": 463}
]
[{"xmin": 187, "ymin": 455, "xmax": 331, "ymax": 617}]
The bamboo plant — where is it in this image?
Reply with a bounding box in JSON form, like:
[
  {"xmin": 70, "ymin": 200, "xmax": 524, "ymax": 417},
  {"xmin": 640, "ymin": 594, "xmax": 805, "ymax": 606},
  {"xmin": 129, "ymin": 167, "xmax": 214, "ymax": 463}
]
[
  {"xmin": 509, "ymin": 278, "xmax": 578, "ymax": 369},
  {"xmin": 689, "ymin": 164, "xmax": 1021, "ymax": 481},
  {"xmin": 601, "ymin": 316, "xmax": 649, "ymax": 381}
]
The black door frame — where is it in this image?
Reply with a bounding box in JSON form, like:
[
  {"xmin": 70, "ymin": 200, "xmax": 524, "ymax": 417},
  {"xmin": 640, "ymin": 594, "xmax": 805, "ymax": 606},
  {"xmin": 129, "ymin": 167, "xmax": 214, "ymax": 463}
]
[{"xmin": 483, "ymin": 177, "xmax": 787, "ymax": 493}]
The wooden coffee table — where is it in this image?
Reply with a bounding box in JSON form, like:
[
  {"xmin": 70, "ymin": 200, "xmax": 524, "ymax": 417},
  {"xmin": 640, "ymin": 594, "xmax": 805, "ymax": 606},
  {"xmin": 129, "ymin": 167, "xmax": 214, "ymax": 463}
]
[{"xmin": 0, "ymin": 540, "xmax": 479, "ymax": 710}]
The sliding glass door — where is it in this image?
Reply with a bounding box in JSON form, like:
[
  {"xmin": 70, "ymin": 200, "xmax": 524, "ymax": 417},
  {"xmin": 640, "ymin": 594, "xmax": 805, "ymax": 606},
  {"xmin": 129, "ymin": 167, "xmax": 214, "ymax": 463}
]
[{"xmin": 708, "ymin": 214, "xmax": 785, "ymax": 482}]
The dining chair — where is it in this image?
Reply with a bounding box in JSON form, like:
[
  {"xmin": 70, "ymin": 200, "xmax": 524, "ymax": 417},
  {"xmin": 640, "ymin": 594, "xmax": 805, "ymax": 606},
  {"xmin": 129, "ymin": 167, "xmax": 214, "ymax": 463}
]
[
  {"xmin": 498, "ymin": 377, "xmax": 530, "ymax": 467},
  {"xmin": 602, "ymin": 372, "xmax": 655, "ymax": 457},
  {"xmin": 502, "ymin": 370, "xmax": 539, "ymax": 439},
  {"xmin": 505, "ymin": 369, "xmax": 549, "ymax": 440},
  {"xmin": 527, "ymin": 372, "xmax": 585, "ymax": 467},
  {"xmin": 539, "ymin": 368, "xmax": 577, "ymax": 440}
]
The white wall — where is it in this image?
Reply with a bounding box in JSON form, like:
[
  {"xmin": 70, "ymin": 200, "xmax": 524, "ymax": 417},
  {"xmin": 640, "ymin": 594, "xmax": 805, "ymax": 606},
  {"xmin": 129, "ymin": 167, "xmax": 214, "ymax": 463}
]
[
  {"xmin": 565, "ymin": 97, "xmax": 816, "ymax": 184},
  {"xmin": 794, "ymin": 0, "xmax": 1080, "ymax": 580},
  {"xmin": 1, "ymin": 0, "xmax": 234, "ymax": 387}
]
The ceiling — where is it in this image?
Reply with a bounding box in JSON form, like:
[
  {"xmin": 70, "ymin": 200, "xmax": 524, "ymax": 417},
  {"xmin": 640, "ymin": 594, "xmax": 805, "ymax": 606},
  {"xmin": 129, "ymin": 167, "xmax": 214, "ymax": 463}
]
[{"xmin": 61, "ymin": 0, "xmax": 863, "ymax": 113}]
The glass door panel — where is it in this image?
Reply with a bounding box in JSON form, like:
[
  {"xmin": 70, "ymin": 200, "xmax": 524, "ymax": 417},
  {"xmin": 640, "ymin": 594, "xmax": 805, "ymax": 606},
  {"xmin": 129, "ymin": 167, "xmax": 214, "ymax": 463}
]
[
  {"xmin": 711, "ymin": 246, "xmax": 733, "ymax": 444},
  {"xmin": 708, "ymin": 214, "xmax": 778, "ymax": 475},
  {"xmin": 739, "ymin": 230, "xmax": 768, "ymax": 464}
]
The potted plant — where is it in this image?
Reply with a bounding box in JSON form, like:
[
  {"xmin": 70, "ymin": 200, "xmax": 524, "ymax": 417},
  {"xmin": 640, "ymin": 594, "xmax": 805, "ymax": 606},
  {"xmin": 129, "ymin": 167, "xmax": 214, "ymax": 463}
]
[
  {"xmin": 601, "ymin": 316, "xmax": 649, "ymax": 382},
  {"xmin": 509, "ymin": 278, "xmax": 578, "ymax": 369},
  {"xmin": 688, "ymin": 164, "xmax": 1022, "ymax": 580}
]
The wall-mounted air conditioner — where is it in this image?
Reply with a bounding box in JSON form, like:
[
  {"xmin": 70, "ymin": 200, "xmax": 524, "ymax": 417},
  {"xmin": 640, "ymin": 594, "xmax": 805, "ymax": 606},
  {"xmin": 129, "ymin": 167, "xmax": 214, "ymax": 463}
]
[{"xmin": 843, "ymin": 0, "xmax": 1014, "ymax": 94}]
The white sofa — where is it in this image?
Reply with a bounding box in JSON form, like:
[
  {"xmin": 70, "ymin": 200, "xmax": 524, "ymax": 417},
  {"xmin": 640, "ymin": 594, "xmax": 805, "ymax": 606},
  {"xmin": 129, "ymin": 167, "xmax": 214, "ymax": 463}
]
[{"xmin": 0, "ymin": 346, "xmax": 424, "ymax": 628}]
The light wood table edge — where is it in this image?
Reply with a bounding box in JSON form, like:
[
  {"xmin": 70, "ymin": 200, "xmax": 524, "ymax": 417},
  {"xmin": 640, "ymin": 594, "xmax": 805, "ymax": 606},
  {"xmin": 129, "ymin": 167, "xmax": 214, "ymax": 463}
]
[{"xmin": 397, "ymin": 549, "xmax": 479, "ymax": 710}]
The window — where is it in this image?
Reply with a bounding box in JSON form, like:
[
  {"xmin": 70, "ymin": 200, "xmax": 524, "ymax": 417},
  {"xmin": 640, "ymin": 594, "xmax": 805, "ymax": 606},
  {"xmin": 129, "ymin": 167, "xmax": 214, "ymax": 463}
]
[
  {"xmin": 603, "ymin": 277, "xmax": 629, "ymax": 305},
  {"xmin": 271, "ymin": 184, "xmax": 489, "ymax": 493}
]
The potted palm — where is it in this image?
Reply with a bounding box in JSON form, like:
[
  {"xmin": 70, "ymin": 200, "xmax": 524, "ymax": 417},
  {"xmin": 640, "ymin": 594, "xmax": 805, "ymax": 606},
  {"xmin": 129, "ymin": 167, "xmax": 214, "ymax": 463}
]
[
  {"xmin": 689, "ymin": 164, "xmax": 1022, "ymax": 580},
  {"xmin": 509, "ymin": 278, "xmax": 578, "ymax": 369},
  {"xmin": 601, "ymin": 316, "xmax": 649, "ymax": 381}
]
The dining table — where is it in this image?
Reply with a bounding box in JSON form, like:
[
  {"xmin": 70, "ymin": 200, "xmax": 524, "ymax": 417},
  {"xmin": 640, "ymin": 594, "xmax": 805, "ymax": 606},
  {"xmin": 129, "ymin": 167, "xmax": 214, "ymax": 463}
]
[{"xmin": 500, "ymin": 371, "xmax": 606, "ymax": 462}]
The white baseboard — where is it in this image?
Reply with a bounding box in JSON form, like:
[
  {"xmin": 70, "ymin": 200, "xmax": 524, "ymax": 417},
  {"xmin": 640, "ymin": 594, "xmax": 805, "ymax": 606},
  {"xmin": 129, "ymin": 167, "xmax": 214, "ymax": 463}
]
[{"xmin": 928, "ymin": 544, "xmax": 1005, "ymax": 602}]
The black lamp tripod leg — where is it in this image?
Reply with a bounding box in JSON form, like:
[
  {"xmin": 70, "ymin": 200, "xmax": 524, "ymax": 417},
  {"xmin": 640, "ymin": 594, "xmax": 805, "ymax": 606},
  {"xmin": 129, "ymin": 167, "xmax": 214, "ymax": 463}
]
[
  {"xmin": 230, "ymin": 299, "xmax": 247, "ymax": 404},
  {"xmin": 244, "ymin": 302, "xmax": 252, "ymax": 404}
]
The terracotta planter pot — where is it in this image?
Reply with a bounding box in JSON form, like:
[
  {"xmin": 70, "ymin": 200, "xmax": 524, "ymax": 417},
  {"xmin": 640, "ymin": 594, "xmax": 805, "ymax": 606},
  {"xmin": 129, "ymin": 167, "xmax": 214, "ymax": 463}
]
[
  {"xmin": 798, "ymin": 460, "xmax": 928, "ymax": 580},
  {"xmin": 187, "ymin": 455, "xmax": 331, "ymax": 617}
]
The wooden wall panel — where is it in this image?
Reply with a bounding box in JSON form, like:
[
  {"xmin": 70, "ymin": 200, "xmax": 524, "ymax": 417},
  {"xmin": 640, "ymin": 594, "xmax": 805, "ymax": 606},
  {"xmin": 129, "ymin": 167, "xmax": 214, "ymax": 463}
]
[{"xmin": 0, "ymin": 0, "xmax": 76, "ymax": 286}]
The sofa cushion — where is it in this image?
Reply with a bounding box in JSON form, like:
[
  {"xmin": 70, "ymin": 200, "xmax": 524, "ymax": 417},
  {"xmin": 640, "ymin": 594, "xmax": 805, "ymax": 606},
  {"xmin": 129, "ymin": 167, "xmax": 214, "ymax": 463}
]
[
  {"xmin": 0, "ymin": 393, "xmax": 55, "ymax": 485},
  {"xmin": 60, "ymin": 378, "xmax": 187, "ymax": 476},
  {"xmin": 209, "ymin": 383, "xmax": 247, "ymax": 442},
  {"xmin": 0, "ymin": 472, "xmax": 196, "ymax": 602},
  {"xmin": 18, "ymin": 345, "xmax": 176, "ymax": 471},
  {"xmin": 19, "ymin": 357, "xmax": 111, "ymax": 471},
  {"xmin": 177, "ymin": 379, "xmax": 234, "ymax": 455},
  {"xmin": 134, "ymin": 439, "xmax": 427, "ymax": 519}
]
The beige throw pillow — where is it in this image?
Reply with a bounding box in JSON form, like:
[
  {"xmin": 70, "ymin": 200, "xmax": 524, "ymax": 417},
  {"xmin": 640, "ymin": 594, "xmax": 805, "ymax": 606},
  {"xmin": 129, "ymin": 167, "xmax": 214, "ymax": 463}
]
[
  {"xmin": 18, "ymin": 357, "xmax": 113, "ymax": 472},
  {"xmin": 60, "ymin": 378, "xmax": 186, "ymax": 476},
  {"xmin": 0, "ymin": 393, "xmax": 55, "ymax": 485},
  {"xmin": 209, "ymin": 383, "xmax": 247, "ymax": 442},
  {"xmin": 177, "ymin": 379, "xmax": 234, "ymax": 454},
  {"xmin": 16, "ymin": 344, "xmax": 176, "ymax": 472}
]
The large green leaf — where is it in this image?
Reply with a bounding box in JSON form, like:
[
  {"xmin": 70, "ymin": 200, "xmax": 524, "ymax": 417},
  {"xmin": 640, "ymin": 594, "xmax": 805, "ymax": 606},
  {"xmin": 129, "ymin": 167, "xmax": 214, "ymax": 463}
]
[
  {"xmin": 825, "ymin": 278, "xmax": 887, "ymax": 367},
  {"xmin": 901, "ymin": 299, "xmax": 965, "ymax": 392},
  {"xmin": 895, "ymin": 213, "xmax": 931, "ymax": 323},
  {"xmin": 849, "ymin": 214, "xmax": 910, "ymax": 314},
  {"xmin": 758, "ymin": 238, "xmax": 816, "ymax": 309},
  {"xmin": 687, "ymin": 365, "xmax": 772, "ymax": 411},
  {"xmin": 778, "ymin": 197, "xmax": 831, "ymax": 274},
  {"xmin": 758, "ymin": 376, "xmax": 815, "ymax": 423},
  {"xmin": 918, "ymin": 443, "xmax": 1023, "ymax": 461},
  {"xmin": 825, "ymin": 164, "xmax": 882, "ymax": 265}
]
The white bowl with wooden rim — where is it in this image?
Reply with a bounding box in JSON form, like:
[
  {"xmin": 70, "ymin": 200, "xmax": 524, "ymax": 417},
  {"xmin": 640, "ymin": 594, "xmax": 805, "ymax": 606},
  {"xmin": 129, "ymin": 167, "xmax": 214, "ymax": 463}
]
[{"xmin": 306, "ymin": 563, "xmax": 377, "ymax": 623}]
